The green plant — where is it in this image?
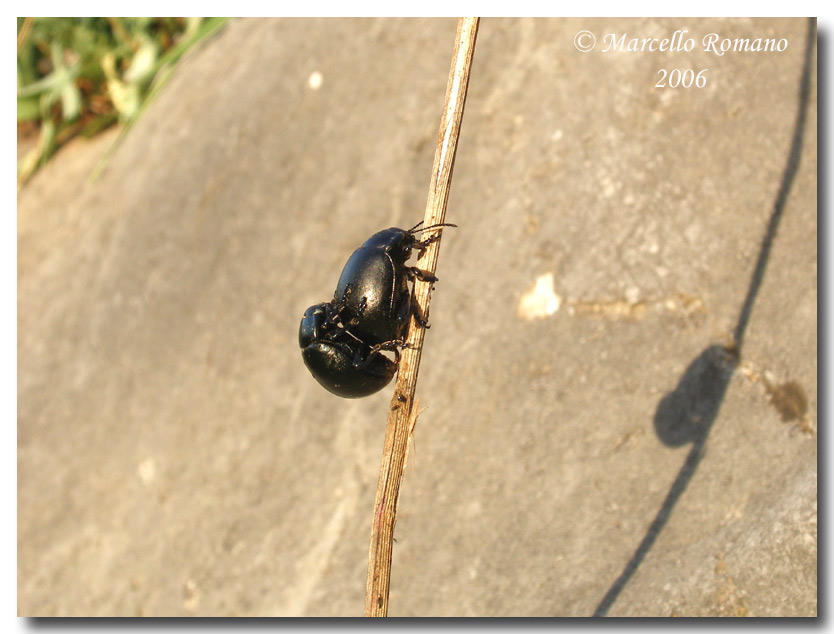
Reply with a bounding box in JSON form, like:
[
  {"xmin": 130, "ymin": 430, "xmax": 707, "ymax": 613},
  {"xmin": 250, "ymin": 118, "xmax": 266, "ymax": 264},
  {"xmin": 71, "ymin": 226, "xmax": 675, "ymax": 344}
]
[{"xmin": 17, "ymin": 17, "xmax": 229, "ymax": 185}]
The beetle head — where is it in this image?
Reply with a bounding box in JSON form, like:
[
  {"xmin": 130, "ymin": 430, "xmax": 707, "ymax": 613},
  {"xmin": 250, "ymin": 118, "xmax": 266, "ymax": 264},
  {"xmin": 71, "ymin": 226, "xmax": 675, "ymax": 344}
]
[{"xmin": 299, "ymin": 303, "xmax": 330, "ymax": 348}]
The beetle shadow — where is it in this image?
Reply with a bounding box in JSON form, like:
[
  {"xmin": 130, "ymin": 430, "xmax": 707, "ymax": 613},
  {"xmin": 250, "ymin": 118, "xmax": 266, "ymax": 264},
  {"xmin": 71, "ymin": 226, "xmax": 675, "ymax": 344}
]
[{"xmin": 592, "ymin": 17, "xmax": 815, "ymax": 617}]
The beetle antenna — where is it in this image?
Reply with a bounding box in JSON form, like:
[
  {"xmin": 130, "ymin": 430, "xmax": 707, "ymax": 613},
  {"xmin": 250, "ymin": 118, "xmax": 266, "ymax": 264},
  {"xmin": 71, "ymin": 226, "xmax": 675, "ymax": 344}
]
[{"xmin": 410, "ymin": 222, "xmax": 457, "ymax": 234}]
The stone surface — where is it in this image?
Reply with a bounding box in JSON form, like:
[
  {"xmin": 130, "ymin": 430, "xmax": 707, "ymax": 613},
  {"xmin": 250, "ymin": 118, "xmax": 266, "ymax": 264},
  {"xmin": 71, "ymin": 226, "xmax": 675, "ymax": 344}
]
[{"xmin": 18, "ymin": 17, "xmax": 816, "ymax": 616}]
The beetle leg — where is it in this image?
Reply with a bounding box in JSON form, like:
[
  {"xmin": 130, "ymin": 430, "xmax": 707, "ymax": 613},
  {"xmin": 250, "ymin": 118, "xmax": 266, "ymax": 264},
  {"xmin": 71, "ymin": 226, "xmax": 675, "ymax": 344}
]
[
  {"xmin": 313, "ymin": 299, "xmax": 344, "ymax": 336},
  {"xmin": 351, "ymin": 348, "xmax": 363, "ymax": 368},
  {"xmin": 334, "ymin": 284, "xmax": 352, "ymax": 311},
  {"xmin": 350, "ymin": 339, "xmax": 405, "ymax": 369},
  {"xmin": 376, "ymin": 339, "xmax": 410, "ymax": 352},
  {"xmin": 403, "ymin": 274, "xmax": 432, "ymax": 329},
  {"xmin": 368, "ymin": 339, "xmax": 411, "ymax": 363},
  {"xmin": 325, "ymin": 284, "xmax": 353, "ymax": 326},
  {"xmin": 347, "ymin": 295, "xmax": 368, "ymax": 327},
  {"xmin": 413, "ymin": 232, "xmax": 443, "ymax": 256},
  {"xmin": 407, "ymin": 267, "xmax": 438, "ymax": 283},
  {"xmin": 410, "ymin": 297, "xmax": 430, "ymax": 329}
]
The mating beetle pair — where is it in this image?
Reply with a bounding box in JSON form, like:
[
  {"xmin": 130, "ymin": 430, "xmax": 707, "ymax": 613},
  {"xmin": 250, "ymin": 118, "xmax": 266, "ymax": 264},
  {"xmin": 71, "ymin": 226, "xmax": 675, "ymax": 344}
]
[{"xmin": 299, "ymin": 222, "xmax": 454, "ymax": 398}]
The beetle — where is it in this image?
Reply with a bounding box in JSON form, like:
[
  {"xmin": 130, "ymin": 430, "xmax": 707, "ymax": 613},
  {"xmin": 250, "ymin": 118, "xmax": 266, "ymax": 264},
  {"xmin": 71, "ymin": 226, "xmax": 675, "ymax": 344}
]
[
  {"xmin": 333, "ymin": 221, "xmax": 456, "ymax": 346},
  {"xmin": 299, "ymin": 306, "xmax": 397, "ymax": 398},
  {"xmin": 298, "ymin": 301, "xmax": 401, "ymax": 398},
  {"xmin": 298, "ymin": 221, "xmax": 455, "ymax": 398}
]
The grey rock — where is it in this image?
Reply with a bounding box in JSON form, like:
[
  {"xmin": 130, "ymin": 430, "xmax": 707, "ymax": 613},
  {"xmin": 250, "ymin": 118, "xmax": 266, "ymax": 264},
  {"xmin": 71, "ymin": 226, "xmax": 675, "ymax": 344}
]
[{"xmin": 18, "ymin": 17, "xmax": 816, "ymax": 616}]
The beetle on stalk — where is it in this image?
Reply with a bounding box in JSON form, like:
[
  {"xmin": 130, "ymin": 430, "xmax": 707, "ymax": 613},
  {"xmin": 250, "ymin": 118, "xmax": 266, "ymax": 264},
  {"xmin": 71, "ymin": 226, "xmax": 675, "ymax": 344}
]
[{"xmin": 299, "ymin": 221, "xmax": 455, "ymax": 398}]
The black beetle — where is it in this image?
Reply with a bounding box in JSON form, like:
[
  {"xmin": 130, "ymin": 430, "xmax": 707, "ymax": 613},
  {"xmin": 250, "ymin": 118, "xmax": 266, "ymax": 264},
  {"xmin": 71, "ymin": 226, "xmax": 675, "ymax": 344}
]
[
  {"xmin": 299, "ymin": 303, "xmax": 398, "ymax": 398},
  {"xmin": 333, "ymin": 222, "xmax": 455, "ymax": 346},
  {"xmin": 299, "ymin": 221, "xmax": 454, "ymax": 398}
]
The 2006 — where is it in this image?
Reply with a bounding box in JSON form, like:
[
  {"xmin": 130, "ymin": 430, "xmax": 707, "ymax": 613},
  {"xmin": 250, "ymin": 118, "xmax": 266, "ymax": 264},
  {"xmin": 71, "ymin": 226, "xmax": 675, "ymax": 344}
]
[{"xmin": 656, "ymin": 69, "xmax": 709, "ymax": 88}]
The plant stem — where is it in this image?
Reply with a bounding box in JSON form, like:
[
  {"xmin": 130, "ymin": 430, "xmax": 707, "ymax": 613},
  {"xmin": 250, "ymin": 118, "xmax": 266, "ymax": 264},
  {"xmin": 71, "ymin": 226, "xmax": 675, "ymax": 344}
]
[{"xmin": 364, "ymin": 16, "xmax": 479, "ymax": 618}]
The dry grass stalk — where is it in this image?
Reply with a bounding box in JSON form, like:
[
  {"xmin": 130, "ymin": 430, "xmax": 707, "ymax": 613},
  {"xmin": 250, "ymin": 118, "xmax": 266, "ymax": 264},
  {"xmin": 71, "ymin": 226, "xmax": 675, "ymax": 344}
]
[{"xmin": 364, "ymin": 17, "xmax": 479, "ymax": 617}]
